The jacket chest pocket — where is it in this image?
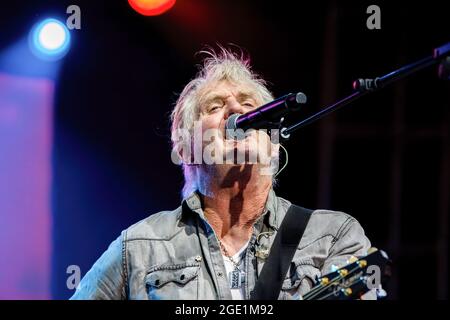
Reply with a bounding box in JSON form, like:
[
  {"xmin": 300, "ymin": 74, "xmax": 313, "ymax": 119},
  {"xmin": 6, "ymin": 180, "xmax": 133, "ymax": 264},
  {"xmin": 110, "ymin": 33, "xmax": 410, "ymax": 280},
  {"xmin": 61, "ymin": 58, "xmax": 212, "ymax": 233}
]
[
  {"xmin": 145, "ymin": 263, "xmax": 200, "ymax": 300},
  {"xmin": 279, "ymin": 261, "xmax": 320, "ymax": 300}
]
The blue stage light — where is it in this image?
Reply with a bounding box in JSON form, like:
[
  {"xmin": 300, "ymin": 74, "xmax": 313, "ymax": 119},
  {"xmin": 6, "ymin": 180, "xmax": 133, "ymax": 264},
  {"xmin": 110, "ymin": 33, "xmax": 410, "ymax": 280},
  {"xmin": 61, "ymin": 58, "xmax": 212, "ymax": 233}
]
[{"xmin": 29, "ymin": 18, "xmax": 71, "ymax": 61}]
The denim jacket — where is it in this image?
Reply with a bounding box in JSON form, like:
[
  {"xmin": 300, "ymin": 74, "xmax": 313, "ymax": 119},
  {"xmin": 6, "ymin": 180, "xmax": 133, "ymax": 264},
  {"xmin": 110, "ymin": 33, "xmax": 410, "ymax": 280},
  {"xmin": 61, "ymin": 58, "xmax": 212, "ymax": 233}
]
[{"xmin": 70, "ymin": 189, "xmax": 373, "ymax": 300}]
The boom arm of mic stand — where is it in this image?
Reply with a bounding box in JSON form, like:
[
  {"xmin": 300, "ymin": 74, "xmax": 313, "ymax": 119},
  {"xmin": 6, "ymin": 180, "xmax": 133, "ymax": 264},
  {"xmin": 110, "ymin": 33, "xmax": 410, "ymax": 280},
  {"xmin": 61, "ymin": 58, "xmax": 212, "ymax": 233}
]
[{"xmin": 280, "ymin": 41, "xmax": 450, "ymax": 140}]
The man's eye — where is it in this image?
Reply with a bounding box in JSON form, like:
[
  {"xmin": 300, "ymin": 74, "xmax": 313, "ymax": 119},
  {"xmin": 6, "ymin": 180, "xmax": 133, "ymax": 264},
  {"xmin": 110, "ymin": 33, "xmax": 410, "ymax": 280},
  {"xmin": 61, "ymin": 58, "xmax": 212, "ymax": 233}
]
[
  {"xmin": 244, "ymin": 102, "xmax": 255, "ymax": 107},
  {"xmin": 209, "ymin": 105, "xmax": 221, "ymax": 112}
]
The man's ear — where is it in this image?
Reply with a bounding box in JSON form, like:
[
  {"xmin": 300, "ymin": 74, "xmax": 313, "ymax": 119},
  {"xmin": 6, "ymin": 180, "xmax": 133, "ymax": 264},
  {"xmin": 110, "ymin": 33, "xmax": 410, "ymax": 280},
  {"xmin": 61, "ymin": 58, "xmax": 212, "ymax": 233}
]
[
  {"xmin": 171, "ymin": 145, "xmax": 184, "ymax": 165},
  {"xmin": 179, "ymin": 141, "xmax": 197, "ymax": 166}
]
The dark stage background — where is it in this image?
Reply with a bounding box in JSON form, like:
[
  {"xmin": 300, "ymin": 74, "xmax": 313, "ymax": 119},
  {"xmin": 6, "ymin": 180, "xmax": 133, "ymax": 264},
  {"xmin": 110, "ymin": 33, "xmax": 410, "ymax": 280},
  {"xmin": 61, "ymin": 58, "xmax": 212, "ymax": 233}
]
[{"xmin": 0, "ymin": 0, "xmax": 448, "ymax": 299}]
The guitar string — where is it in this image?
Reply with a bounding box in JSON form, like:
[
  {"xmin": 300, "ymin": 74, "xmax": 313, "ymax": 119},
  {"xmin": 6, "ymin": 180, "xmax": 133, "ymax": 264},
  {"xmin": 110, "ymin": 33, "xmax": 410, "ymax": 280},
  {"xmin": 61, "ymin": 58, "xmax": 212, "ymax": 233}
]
[
  {"xmin": 304, "ymin": 264, "xmax": 365, "ymax": 300},
  {"xmin": 303, "ymin": 269, "xmax": 352, "ymax": 300},
  {"xmin": 316, "ymin": 278, "xmax": 366, "ymax": 300},
  {"xmin": 303, "ymin": 264, "xmax": 363, "ymax": 300},
  {"xmin": 304, "ymin": 264, "xmax": 362, "ymax": 300}
]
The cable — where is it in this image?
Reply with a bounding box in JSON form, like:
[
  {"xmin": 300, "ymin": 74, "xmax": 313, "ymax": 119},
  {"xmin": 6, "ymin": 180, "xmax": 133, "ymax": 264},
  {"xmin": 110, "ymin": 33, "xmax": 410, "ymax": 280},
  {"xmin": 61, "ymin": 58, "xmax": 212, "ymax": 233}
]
[{"xmin": 274, "ymin": 143, "xmax": 289, "ymax": 178}]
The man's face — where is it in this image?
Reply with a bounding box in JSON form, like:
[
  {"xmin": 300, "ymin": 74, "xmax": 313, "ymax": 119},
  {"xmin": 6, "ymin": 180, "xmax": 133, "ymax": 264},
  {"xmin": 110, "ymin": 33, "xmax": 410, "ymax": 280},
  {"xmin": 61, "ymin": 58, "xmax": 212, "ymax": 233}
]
[{"xmin": 196, "ymin": 80, "xmax": 278, "ymax": 169}]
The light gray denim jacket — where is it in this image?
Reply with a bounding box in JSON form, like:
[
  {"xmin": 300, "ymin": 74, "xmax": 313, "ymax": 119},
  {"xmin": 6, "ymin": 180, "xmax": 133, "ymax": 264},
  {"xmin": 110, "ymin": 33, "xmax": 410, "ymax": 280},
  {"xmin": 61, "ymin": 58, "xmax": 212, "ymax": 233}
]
[{"xmin": 70, "ymin": 189, "xmax": 373, "ymax": 300}]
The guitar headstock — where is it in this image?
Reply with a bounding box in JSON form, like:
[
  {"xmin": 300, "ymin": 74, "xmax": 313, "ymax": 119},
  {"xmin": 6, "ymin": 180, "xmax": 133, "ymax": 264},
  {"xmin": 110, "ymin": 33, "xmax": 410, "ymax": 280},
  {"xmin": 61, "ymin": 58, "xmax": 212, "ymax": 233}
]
[{"xmin": 303, "ymin": 248, "xmax": 392, "ymax": 300}]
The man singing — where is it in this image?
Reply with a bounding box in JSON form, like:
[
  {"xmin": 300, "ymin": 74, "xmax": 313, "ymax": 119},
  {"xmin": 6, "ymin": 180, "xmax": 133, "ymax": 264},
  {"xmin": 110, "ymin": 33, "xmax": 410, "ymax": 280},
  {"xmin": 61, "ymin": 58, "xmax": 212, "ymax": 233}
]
[{"xmin": 71, "ymin": 47, "xmax": 375, "ymax": 300}]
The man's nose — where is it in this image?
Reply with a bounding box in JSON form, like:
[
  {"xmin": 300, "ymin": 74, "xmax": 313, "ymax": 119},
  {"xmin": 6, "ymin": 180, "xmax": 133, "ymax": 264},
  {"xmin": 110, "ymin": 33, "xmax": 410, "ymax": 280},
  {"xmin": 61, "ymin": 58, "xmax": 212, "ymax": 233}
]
[{"xmin": 224, "ymin": 100, "xmax": 246, "ymax": 119}]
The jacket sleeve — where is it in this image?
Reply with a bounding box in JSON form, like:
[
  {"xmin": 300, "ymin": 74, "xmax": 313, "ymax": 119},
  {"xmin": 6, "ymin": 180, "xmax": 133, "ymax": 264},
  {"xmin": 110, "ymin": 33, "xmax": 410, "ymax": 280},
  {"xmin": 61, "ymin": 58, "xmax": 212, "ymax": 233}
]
[
  {"xmin": 321, "ymin": 217, "xmax": 378, "ymax": 300},
  {"xmin": 70, "ymin": 232, "xmax": 127, "ymax": 300}
]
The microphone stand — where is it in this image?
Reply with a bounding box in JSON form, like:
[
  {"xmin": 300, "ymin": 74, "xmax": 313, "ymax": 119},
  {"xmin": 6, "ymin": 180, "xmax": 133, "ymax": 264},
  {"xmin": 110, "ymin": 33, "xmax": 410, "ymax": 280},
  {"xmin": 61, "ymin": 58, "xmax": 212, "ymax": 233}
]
[{"xmin": 280, "ymin": 42, "xmax": 450, "ymax": 139}]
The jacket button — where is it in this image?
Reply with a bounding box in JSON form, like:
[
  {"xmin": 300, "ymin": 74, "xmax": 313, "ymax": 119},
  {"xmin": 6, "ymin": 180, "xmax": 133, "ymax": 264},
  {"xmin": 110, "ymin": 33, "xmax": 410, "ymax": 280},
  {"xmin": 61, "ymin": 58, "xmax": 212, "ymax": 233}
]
[{"xmin": 217, "ymin": 271, "xmax": 223, "ymax": 277}]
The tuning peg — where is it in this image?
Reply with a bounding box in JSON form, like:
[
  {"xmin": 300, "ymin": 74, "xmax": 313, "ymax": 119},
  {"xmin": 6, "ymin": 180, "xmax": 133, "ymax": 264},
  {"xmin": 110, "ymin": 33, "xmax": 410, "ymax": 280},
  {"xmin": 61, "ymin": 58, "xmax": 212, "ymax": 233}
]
[
  {"xmin": 358, "ymin": 260, "xmax": 367, "ymax": 268},
  {"xmin": 347, "ymin": 255, "xmax": 358, "ymax": 264},
  {"xmin": 342, "ymin": 288, "xmax": 353, "ymax": 296},
  {"xmin": 368, "ymin": 247, "xmax": 378, "ymax": 254},
  {"xmin": 338, "ymin": 269, "xmax": 349, "ymax": 277},
  {"xmin": 320, "ymin": 277, "xmax": 329, "ymax": 285}
]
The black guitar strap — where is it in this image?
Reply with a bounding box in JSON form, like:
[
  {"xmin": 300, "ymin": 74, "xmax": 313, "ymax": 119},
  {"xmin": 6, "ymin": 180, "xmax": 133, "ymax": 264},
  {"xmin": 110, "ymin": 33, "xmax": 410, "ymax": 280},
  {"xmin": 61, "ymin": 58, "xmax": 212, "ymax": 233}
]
[{"xmin": 250, "ymin": 204, "xmax": 313, "ymax": 300}]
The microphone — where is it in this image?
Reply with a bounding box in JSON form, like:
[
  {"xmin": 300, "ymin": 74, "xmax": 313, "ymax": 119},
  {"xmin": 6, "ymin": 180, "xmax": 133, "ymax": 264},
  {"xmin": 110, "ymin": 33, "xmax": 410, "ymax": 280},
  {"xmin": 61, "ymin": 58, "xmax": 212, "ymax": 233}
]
[{"xmin": 225, "ymin": 92, "xmax": 307, "ymax": 136}]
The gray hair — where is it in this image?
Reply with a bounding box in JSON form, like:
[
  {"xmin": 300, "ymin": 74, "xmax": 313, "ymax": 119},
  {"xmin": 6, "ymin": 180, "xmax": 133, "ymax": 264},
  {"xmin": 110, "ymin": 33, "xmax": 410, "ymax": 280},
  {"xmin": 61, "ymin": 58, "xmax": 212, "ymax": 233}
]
[{"xmin": 170, "ymin": 46, "xmax": 275, "ymax": 198}]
